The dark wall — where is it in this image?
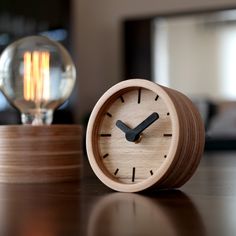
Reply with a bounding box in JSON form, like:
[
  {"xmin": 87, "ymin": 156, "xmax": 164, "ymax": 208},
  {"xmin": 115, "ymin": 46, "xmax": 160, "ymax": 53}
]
[
  {"xmin": 0, "ymin": 0, "xmax": 71, "ymax": 50},
  {"xmin": 123, "ymin": 18, "xmax": 152, "ymax": 80}
]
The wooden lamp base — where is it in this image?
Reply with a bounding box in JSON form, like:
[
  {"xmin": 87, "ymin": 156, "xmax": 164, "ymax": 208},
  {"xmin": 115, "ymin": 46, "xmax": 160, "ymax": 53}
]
[{"xmin": 0, "ymin": 125, "xmax": 82, "ymax": 183}]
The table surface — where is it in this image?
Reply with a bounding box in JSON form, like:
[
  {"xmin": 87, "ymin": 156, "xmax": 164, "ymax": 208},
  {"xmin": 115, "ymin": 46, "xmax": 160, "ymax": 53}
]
[{"xmin": 1, "ymin": 151, "xmax": 236, "ymax": 236}]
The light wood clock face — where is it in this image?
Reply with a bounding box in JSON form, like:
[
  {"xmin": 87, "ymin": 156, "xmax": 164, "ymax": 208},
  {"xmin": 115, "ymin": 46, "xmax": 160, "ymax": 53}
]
[
  {"xmin": 86, "ymin": 79, "xmax": 205, "ymax": 192},
  {"xmin": 98, "ymin": 88, "xmax": 172, "ymax": 183}
]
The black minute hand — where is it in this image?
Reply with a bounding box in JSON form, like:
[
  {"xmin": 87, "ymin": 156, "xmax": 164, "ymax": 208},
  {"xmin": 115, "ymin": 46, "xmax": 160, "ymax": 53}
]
[{"xmin": 126, "ymin": 112, "xmax": 159, "ymax": 142}]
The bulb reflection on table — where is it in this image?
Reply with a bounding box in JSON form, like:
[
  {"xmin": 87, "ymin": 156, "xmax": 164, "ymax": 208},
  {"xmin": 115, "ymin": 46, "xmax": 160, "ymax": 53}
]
[
  {"xmin": 0, "ymin": 184, "xmax": 80, "ymax": 236},
  {"xmin": 18, "ymin": 211, "xmax": 56, "ymax": 236}
]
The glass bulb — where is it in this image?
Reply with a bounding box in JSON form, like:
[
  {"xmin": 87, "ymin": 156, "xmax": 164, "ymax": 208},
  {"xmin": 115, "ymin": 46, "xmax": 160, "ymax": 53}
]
[{"xmin": 0, "ymin": 36, "xmax": 76, "ymax": 125}]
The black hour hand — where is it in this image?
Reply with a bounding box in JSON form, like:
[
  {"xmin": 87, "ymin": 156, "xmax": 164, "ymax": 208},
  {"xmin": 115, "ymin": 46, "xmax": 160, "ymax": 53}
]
[{"xmin": 116, "ymin": 120, "xmax": 131, "ymax": 134}]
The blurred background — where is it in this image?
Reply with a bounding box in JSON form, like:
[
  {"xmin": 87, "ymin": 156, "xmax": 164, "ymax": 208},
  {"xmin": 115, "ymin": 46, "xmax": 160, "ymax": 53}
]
[
  {"xmin": 0, "ymin": 0, "xmax": 72, "ymax": 124},
  {"xmin": 1, "ymin": 0, "xmax": 236, "ymax": 150}
]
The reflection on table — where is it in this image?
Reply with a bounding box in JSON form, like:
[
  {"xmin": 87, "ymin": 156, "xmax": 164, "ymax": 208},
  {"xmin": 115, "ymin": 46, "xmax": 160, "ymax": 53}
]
[
  {"xmin": 0, "ymin": 152, "xmax": 236, "ymax": 235},
  {"xmin": 87, "ymin": 191, "xmax": 205, "ymax": 236}
]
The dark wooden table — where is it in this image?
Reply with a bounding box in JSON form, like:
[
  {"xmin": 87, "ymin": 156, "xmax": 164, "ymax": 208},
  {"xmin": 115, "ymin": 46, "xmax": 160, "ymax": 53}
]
[{"xmin": 1, "ymin": 152, "xmax": 236, "ymax": 236}]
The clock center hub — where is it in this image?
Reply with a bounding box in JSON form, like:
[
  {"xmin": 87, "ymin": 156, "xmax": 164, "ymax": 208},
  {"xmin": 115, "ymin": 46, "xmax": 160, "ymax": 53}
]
[{"xmin": 134, "ymin": 134, "xmax": 143, "ymax": 144}]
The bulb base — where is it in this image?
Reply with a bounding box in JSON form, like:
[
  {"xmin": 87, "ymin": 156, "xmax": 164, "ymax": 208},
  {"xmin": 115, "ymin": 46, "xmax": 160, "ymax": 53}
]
[
  {"xmin": 21, "ymin": 109, "xmax": 53, "ymax": 125},
  {"xmin": 0, "ymin": 125, "xmax": 82, "ymax": 183}
]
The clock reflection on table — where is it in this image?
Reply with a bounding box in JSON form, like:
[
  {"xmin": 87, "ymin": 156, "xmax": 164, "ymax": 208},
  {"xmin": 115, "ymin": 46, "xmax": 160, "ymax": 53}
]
[{"xmin": 87, "ymin": 190, "xmax": 205, "ymax": 236}]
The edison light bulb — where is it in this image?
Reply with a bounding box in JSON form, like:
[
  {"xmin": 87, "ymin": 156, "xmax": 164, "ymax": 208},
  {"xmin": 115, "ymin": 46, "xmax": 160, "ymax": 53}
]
[{"xmin": 0, "ymin": 36, "xmax": 76, "ymax": 125}]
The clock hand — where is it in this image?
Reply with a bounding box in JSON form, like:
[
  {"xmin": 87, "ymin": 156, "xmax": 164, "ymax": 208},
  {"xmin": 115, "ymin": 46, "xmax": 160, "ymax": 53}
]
[
  {"xmin": 116, "ymin": 120, "xmax": 131, "ymax": 134},
  {"xmin": 126, "ymin": 112, "xmax": 159, "ymax": 142}
]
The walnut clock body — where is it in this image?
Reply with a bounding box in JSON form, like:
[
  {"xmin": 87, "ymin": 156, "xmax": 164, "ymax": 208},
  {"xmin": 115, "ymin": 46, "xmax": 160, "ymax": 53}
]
[{"xmin": 86, "ymin": 79, "xmax": 205, "ymax": 192}]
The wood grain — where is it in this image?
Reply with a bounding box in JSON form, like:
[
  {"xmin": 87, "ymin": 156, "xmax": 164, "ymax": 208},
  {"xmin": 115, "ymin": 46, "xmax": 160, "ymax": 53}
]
[{"xmin": 0, "ymin": 125, "xmax": 82, "ymax": 183}]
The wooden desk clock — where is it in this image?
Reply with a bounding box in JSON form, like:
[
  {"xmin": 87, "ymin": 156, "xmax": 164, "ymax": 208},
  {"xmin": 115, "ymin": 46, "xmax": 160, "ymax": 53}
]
[{"xmin": 86, "ymin": 79, "xmax": 205, "ymax": 192}]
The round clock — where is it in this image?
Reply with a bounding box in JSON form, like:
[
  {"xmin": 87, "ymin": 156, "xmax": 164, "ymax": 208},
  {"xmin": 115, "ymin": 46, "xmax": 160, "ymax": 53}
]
[{"xmin": 86, "ymin": 79, "xmax": 205, "ymax": 192}]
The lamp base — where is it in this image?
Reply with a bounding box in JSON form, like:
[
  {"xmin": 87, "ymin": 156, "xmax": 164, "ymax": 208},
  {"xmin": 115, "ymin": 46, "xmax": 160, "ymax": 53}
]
[{"xmin": 0, "ymin": 125, "xmax": 82, "ymax": 183}]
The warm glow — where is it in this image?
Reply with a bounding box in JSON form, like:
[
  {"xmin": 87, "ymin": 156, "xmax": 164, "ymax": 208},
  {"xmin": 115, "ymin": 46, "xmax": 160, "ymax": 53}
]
[{"xmin": 23, "ymin": 51, "xmax": 50, "ymax": 102}]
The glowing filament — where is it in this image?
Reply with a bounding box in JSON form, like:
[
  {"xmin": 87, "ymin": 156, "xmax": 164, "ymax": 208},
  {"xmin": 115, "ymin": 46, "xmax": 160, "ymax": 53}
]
[{"xmin": 23, "ymin": 51, "xmax": 50, "ymax": 102}]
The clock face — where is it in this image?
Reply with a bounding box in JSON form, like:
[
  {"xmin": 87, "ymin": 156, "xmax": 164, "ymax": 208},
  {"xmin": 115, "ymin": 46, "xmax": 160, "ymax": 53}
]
[
  {"xmin": 96, "ymin": 88, "xmax": 172, "ymax": 184},
  {"xmin": 92, "ymin": 87, "xmax": 174, "ymax": 186}
]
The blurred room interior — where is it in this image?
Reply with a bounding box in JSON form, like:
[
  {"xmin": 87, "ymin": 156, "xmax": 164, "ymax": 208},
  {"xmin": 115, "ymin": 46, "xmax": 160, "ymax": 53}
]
[{"xmin": 1, "ymin": 0, "xmax": 236, "ymax": 150}]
